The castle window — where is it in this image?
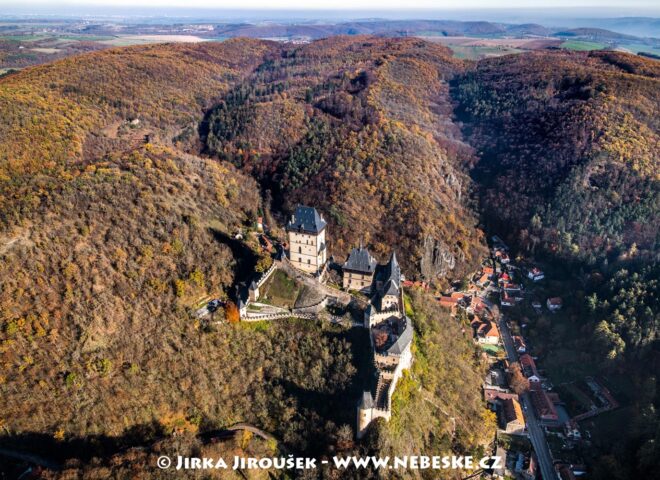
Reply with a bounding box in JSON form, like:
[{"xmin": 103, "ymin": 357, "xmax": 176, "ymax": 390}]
[{"xmin": 299, "ymin": 246, "xmax": 302, "ymax": 253}]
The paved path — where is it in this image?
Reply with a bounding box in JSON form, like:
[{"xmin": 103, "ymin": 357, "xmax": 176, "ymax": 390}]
[{"xmin": 497, "ymin": 315, "xmax": 556, "ymax": 480}]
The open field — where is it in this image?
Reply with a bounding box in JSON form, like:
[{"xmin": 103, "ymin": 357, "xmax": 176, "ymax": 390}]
[
  {"xmin": 30, "ymin": 47, "xmax": 61, "ymax": 54},
  {"xmin": 422, "ymin": 35, "xmax": 561, "ymax": 49},
  {"xmin": 449, "ymin": 45, "xmax": 524, "ymax": 60},
  {"xmin": 560, "ymin": 40, "xmax": 606, "ymax": 51},
  {"xmin": 422, "ymin": 35, "xmax": 562, "ymax": 59},
  {"xmin": 98, "ymin": 35, "xmax": 208, "ymax": 46}
]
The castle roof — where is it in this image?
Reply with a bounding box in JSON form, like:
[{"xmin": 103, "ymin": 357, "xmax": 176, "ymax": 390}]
[
  {"xmin": 374, "ymin": 251, "xmax": 401, "ymax": 296},
  {"xmin": 387, "ymin": 251, "xmax": 400, "ymax": 279},
  {"xmin": 286, "ymin": 205, "xmax": 326, "ymax": 234},
  {"xmin": 344, "ymin": 246, "xmax": 377, "ymax": 274},
  {"xmin": 360, "ymin": 390, "xmax": 374, "ymax": 409},
  {"xmin": 387, "ymin": 316, "xmax": 413, "ymax": 356},
  {"xmin": 374, "ymin": 315, "xmax": 413, "ymax": 357},
  {"xmin": 383, "ymin": 279, "xmax": 399, "ymax": 296}
]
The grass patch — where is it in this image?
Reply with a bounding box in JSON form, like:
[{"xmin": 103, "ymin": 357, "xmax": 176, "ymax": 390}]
[
  {"xmin": 497, "ymin": 432, "xmax": 531, "ymax": 452},
  {"xmin": 260, "ymin": 270, "xmax": 301, "ymax": 308},
  {"xmin": 403, "ymin": 293, "xmax": 414, "ymax": 317},
  {"xmin": 480, "ymin": 343, "xmax": 503, "ymax": 357},
  {"xmin": 239, "ymin": 320, "xmax": 271, "ymax": 333}
]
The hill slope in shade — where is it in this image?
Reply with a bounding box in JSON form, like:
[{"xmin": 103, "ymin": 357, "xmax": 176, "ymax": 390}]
[{"xmin": 454, "ymin": 49, "xmax": 659, "ymax": 264}]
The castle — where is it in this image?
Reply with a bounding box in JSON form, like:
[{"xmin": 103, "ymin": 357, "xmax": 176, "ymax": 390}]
[
  {"xmin": 286, "ymin": 206, "xmax": 413, "ymax": 439},
  {"xmin": 286, "ymin": 206, "xmax": 327, "ymax": 274},
  {"xmin": 357, "ymin": 251, "xmax": 413, "ymax": 438}
]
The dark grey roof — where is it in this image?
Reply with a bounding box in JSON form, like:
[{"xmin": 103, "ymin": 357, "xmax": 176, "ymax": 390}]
[
  {"xmin": 385, "ymin": 251, "xmax": 401, "ymax": 284},
  {"xmin": 286, "ymin": 205, "xmax": 326, "ymax": 234},
  {"xmin": 344, "ymin": 246, "xmax": 377, "ymax": 273},
  {"xmin": 387, "ymin": 316, "xmax": 413, "ymax": 356},
  {"xmin": 360, "ymin": 390, "xmax": 374, "ymax": 409},
  {"xmin": 383, "ymin": 279, "xmax": 399, "ymax": 297}
]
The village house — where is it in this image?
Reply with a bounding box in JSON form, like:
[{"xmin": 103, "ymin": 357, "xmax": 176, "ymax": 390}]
[
  {"xmin": 498, "ymin": 272, "xmax": 512, "ymax": 285},
  {"xmin": 438, "ymin": 296, "xmax": 460, "ymax": 310},
  {"xmin": 477, "ymin": 266, "xmax": 495, "ymax": 286},
  {"xmin": 527, "ymin": 267, "xmax": 545, "ymax": 282},
  {"xmin": 529, "ymin": 382, "xmax": 559, "ymax": 422},
  {"xmin": 502, "ymin": 397, "xmax": 526, "ymax": 435},
  {"xmin": 343, "ymin": 244, "xmax": 377, "ymax": 292},
  {"xmin": 471, "ymin": 317, "xmax": 500, "ymax": 344},
  {"xmin": 495, "ymin": 249, "xmax": 511, "ymax": 264},
  {"xmin": 547, "ymin": 297, "xmax": 563, "ymax": 311},
  {"xmin": 501, "ymin": 292, "xmax": 515, "ymax": 307},
  {"xmin": 286, "ymin": 205, "xmax": 327, "ymax": 274},
  {"xmin": 519, "ymin": 354, "xmax": 541, "ymax": 382},
  {"xmin": 468, "ymin": 295, "xmax": 487, "ymax": 315},
  {"xmin": 502, "ymin": 282, "xmax": 523, "ymax": 298},
  {"xmin": 484, "ymin": 366, "xmax": 510, "ymax": 393}
]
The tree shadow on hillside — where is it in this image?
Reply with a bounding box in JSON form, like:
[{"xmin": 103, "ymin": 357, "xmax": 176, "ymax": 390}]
[
  {"xmin": 209, "ymin": 228, "xmax": 258, "ymax": 286},
  {"xmin": 0, "ymin": 420, "xmax": 164, "ymax": 467}
]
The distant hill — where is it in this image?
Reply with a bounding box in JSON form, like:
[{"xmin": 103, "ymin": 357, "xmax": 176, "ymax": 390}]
[{"xmin": 553, "ymin": 27, "xmax": 642, "ymax": 41}]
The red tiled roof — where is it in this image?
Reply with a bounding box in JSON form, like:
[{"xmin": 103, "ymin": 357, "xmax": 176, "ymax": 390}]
[
  {"xmin": 530, "ymin": 383, "xmax": 558, "ymax": 420},
  {"xmin": 438, "ymin": 296, "xmax": 459, "ymax": 307}
]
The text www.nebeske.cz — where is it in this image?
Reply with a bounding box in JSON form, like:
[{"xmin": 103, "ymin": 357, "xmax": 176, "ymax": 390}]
[{"xmin": 164, "ymin": 455, "xmax": 502, "ymax": 470}]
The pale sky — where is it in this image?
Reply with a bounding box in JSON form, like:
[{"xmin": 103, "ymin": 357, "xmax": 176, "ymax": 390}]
[{"xmin": 3, "ymin": 0, "xmax": 659, "ymax": 9}]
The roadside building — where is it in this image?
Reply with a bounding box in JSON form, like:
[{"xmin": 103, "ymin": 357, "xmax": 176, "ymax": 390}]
[
  {"xmin": 501, "ymin": 292, "xmax": 515, "ymax": 307},
  {"xmin": 472, "ymin": 318, "xmax": 500, "ymax": 344},
  {"xmin": 502, "ymin": 397, "xmax": 526, "ymax": 434},
  {"xmin": 519, "ymin": 354, "xmax": 540, "ymax": 382},
  {"xmin": 529, "ymin": 383, "xmax": 559, "ymax": 422},
  {"xmin": 438, "ymin": 296, "xmax": 460, "ymax": 310},
  {"xmin": 528, "ymin": 267, "xmax": 545, "ymax": 282},
  {"xmin": 547, "ymin": 297, "xmax": 563, "ymax": 311}
]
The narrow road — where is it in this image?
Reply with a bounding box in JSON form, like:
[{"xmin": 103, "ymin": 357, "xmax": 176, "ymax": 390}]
[{"xmin": 497, "ymin": 316, "xmax": 557, "ymax": 480}]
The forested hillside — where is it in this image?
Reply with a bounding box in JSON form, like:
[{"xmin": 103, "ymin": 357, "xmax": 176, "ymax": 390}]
[
  {"xmin": 0, "ymin": 37, "xmax": 492, "ymax": 475},
  {"xmin": 454, "ymin": 50, "xmax": 659, "ymax": 265},
  {"xmin": 203, "ymin": 36, "xmax": 486, "ymax": 279},
  {"xmin": 1, "ymin": 35, "xmax": 657, "ymax": 477}
]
